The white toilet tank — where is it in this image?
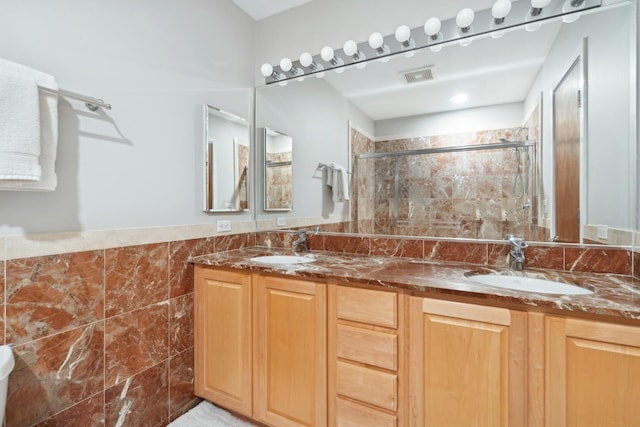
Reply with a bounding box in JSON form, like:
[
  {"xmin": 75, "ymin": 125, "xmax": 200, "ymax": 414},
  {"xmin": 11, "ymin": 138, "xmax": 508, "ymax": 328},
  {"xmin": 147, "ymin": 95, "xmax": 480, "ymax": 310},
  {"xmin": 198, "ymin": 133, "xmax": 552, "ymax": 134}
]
[{"xmin": 0, "ymin": 345, "xmax": 15, "ymax": 425}]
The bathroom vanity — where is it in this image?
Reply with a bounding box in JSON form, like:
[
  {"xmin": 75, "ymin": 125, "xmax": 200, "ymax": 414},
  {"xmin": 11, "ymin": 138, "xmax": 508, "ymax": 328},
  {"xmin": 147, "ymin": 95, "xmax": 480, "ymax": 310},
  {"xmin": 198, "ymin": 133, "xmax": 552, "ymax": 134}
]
[{"xmin": 193, "ymin": 249, "xmax": 640, "ymax": 427}]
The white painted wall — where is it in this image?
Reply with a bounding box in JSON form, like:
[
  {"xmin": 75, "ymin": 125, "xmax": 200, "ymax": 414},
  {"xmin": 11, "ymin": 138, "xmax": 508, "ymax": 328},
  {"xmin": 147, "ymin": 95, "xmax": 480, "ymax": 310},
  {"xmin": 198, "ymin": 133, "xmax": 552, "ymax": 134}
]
[
  {"xmin": 0, "ymin": 0, "xmax": 254, "ymax": 236},
  {"xmin": 524, "ymin": 4, "xmax": 635, "ymax": 231},
  {"xmin": 256, "ymin": 78, "xmax": 350, "ymax": 220},
  {"xmin": 375, "ymin": 103, "xmax": 524, "ymax": 141}
]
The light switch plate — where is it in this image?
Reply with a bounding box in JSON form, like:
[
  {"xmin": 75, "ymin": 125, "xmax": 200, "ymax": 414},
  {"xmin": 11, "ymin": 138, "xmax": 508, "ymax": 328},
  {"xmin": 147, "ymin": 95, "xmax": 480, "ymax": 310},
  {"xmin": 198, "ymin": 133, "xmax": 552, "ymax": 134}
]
[
  {"xmin": 217, "ymin": 220, "xmax": 232, "ymax": 232},
  {"xmin": 276, "ymin": 217, "xmax": 286, "ymax": 226}
]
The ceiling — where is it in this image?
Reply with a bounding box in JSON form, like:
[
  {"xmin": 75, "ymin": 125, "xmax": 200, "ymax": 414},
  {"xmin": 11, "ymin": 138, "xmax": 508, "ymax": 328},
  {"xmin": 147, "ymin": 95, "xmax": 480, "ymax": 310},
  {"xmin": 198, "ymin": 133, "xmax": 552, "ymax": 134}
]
[
  {"xmin": 323, "ymin": 22, "xmax": 562, "ymax": 121},
  {"xmin": 231, "ymin": 0, "xmax": 313, "ymax": 21}
]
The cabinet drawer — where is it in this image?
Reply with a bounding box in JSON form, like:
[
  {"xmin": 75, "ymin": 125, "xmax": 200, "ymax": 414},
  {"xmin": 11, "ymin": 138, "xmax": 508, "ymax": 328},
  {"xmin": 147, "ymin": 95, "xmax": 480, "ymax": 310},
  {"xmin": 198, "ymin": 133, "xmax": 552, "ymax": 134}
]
[
  {"xmin": 336, "ymin": 361, "xmax": 397, "ymax": 411},
  {"xmin": 336, "ymin": 286, "xmax": 397, "ymax": 328},
  {"xmin": 336, "ymin": 398, "xmax": 396, "ymax": 427},
  {"xmin": 337, "ymin": 324, "xmax": 397, "ymax": 370}
]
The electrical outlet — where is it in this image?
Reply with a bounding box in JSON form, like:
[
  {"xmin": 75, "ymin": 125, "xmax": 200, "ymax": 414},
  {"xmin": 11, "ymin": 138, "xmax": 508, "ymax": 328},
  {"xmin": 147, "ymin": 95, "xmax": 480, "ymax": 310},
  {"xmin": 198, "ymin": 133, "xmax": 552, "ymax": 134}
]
[
  {"xmin": 216, "ymin": 220, "xmax": 231, "ymax": 232},
  {"xmin": 276, "ymin": 217, "xmax": 286, "ymax": 226},
  {"xmin": 597, "ymin": 226, "xmax": 608, "ymax": 240}
]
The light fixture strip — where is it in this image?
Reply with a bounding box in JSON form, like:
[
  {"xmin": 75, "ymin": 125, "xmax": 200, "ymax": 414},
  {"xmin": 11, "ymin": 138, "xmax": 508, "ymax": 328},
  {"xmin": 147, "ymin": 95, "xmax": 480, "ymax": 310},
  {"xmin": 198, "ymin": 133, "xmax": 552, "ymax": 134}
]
[{"xmin": 263, "ymin": 0, "xmax": 602, "ymax": 84}]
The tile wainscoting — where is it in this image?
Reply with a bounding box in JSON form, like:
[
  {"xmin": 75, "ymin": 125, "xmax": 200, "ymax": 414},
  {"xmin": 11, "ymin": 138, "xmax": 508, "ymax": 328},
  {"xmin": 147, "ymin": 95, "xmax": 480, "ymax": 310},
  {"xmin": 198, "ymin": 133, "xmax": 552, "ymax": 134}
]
[
  {"xmin": 1, "ymin": 225, "xmax": 637, "ymax": 426},
  {"xmin": 2, "ymin": 233, "xmax": 253, "ymax": 427}
]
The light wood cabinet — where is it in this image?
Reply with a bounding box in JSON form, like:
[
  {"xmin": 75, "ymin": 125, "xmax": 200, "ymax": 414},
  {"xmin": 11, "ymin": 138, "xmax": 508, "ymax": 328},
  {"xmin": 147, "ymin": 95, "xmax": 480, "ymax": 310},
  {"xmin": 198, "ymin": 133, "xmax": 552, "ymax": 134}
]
[
  {"xmin": 195, "ymin": 266, "xmax": 326, "ymax": 427},
  {"xmin": 254, "ymin": 274, "xmax": 327, "ymax": 427},
  {"xmin": 194, "ymin": 267, "xmax": 253, "ymax": 416},
  {"xmin": 545, "ymin": 316, "xmax": 640, "ymax": 426},
  {"xmin": 195, "ymin": 264, "xmax": 640, "ymax": 427},
  {"xmin": 408, "ymin": 297, "xmax": 527, "ymax": 427},
  {"xmin": 328, "ymin": 285, "xmax": 404, "ymax": 427}
]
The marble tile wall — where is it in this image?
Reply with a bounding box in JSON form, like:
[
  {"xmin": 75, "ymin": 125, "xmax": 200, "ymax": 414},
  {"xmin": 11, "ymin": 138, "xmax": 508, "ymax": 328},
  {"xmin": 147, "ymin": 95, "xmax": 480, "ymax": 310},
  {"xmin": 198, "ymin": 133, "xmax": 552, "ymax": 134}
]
[
  {"xmin": 2, "ymin": 233, "xmax": 254, "ymax": 427},
  {"xmin": 351, "ymin": 128, "xmax": 376, "ymax": 234},
  {"xmin": 2, "ymin": 226, "xmax": 636, "ymax": 426},
  {"xmin": 265, "ymin": 151, "xmax": 293, "ymax": 210},
  {"xmin": 365, "ymin": 127, "xmax": 538, "ymax": 240},
  {"xmin": 257, "ymin": 231, "xmax": 635, "ymax": 276}
]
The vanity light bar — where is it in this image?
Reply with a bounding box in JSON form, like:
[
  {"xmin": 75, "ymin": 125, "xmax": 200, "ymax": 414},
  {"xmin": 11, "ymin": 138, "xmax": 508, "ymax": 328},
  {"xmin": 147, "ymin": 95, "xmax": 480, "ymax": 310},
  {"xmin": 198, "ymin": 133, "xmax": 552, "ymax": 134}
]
[{"xmin": 262, "ymin": 0, "xmax": 602, "ymax": 84}]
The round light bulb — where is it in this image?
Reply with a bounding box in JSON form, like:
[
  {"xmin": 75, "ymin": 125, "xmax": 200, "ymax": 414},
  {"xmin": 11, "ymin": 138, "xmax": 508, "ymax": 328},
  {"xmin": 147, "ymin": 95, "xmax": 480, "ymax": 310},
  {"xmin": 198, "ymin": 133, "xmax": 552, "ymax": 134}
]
[
  {"xmin": 320, "ymin": 46, "xmax": 335, "ymax": 62},
  {"xmin": 424, "ymin": 17, "xmax": 441, "ymax": 36},
  {"xmin": 260, "ymin": 63, "xmax": 273, "ymax": 77},
  {"xmin": 531, "ymin": 0, "xmax": 552, "ymax": 7},
  {"xmin": 279, "ymin": 58, "xmax": 292, "ymax": 72},
  {"xmin": 492, "ymin": 0, "xmax": 512, "ymax": 19},
  {"xmin": 368, "ymin": 32, "xmax": 384, "ymax": 49},
  {"xmin": 456, "ymin": 8, "xmax": 475, "ymax": 28},
  {"xmin": 395, "ymin": 25, "xmax": 411, "ymax": 43},
  {"xmin": 343, "ymin": 40, "xmax": 358, "ymax": 57},
  {"xmin": 299, "ymin": 52, "xmax": 313, "ymax": 67}
]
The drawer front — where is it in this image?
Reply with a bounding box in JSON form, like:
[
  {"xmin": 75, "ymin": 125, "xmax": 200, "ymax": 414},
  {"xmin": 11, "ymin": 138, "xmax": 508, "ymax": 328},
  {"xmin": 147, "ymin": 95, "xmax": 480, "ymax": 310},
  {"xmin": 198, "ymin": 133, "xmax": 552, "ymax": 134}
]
[
  {"xmin": 336, "ymin": 361, "xmax": 397, "ymax": 411},
  {"xmin": 336, "ymin": 286, "xmax": 397, "ymax": 328},
  {"xmin": 336, "ymin": 398, "xmax": 396, "ymax": 427},
  {"xmin": 337, "ymin": 324, "xmax": 397, "ymax": 371}
]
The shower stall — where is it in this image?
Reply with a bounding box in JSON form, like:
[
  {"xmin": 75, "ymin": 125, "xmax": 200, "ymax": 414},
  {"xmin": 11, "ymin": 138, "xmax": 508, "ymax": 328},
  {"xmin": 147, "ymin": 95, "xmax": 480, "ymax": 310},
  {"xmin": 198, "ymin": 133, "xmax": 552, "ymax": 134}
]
[{"xmin": 351, "ymin": 128, "xmax": 541, "ymax": 241}]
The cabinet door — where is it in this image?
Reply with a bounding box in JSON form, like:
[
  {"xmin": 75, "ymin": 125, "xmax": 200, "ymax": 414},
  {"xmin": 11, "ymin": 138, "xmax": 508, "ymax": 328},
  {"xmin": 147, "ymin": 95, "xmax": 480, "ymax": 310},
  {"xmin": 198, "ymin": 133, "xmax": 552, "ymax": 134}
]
[
  {"xmin": 194, "ymin": 267, "xmax": 253, "ymax": 416},
  {"xmin": 255, "ymin": 275, "xmax": 327, "ymax": 427},
  {"xmin": 408, "ymin": 297, "xmax": 526, "ymax": 427},
  {"xmin": 546, "ymin": 316, "xmax": 640, "ymax": 426}
]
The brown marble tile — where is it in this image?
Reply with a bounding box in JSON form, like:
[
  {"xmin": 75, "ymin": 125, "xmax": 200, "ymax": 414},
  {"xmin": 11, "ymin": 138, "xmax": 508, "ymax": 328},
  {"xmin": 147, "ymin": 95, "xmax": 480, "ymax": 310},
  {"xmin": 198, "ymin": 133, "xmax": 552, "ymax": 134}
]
[
  {"xmin": 105, "ymin": 361, "xmax": 169, "ymax": 427},
  {"xmin": 170, "ymin": 294, "xmax": 193, "ymax": 357},
  {"xmin": 526, "ymin": 245, "xmax": 565, "ymax": 270},
  {"xmin": 565, "ymin": 248, "xmax": 632, "ymax": 275},
  {"xmin": 487, "ymin": 243, "xmax": 510, "ymax": 267},
  {"xmin": 169, "ymin": 347, "xmax": 195, "ymax": 418},
  {"xmin": 425, "ymin": 241, "xmax": 487, "ymax": 265},
  {"xmin": 323, "ymin": 235, "xmax": 370, "ymax": 255},
  {"xmin": 635, "ymin": 251, "xmax": 640, "ymax": 279},
  {"xmin": 169, "ymin": 238, "xmax": 215, "ymax": 299},
  {"xmin": 309, "ymin": 234, "xmax": 324, "ymax": 251},
  {"xmin": 105, "ymin": 243, "xmax": 168, "ymax": 318},
  {"xmin": 34, "ymin": 392, "xmax": 105, "ymax": 426},
  {"xmin": 370, "ymin": 238, "xmax": 423, "ymax": 258},
  {"xmin": 255, "ymin": 231, "xmax": 292, "ymax": 249},
  {"xmin": 6, "ymin": 251, "xmax": 104, "ymax": 344},
  {"xmin": 104, "ymin": 302, "xmax": 169, "ymax": 388},
  {"xmin": 7, "ymin": 322, "xmax": 104, "ymax": 427},
  {"xmin": 215, "ymin": 233, "xmax": 255, "ymax": 252}
]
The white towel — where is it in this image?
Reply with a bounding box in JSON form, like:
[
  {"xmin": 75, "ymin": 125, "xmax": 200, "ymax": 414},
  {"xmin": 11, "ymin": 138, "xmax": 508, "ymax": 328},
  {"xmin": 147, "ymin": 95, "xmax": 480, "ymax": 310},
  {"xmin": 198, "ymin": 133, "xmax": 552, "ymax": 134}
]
[
  {"xmin": 0, "ymin": 58, "xmax": 58, "ymax": 191},
  {"xmin": 328, "ymin": 162, "xmax": 350, "ymax": 202}
]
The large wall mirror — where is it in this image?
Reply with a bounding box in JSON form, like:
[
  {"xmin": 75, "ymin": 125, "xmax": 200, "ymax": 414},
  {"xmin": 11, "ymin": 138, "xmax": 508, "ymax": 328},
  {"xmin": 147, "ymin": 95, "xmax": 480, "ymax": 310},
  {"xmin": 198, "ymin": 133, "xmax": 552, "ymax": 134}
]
[
  {"xmin": 255, "ymin": 1, "xmax": 637, "ymax": 245},
  {"xmin": 263, "ymin": 127, "xmax": 294, "ymax": 211},
  {"xmin": 203, "ymin": 105, "xmax": 250, "ymax": 212}
]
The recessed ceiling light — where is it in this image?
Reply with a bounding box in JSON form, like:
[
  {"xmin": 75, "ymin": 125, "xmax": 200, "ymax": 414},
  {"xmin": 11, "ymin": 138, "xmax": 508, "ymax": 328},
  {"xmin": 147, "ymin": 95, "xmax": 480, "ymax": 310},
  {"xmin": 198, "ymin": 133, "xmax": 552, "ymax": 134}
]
[{"xmin": 450, "ymin": 93, "xmax": 469, "ymax": 104}]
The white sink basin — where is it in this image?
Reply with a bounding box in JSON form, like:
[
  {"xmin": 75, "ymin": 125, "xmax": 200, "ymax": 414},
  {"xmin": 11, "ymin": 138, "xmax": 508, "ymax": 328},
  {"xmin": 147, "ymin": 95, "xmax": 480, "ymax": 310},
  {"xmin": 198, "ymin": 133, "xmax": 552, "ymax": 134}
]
[
  {"xmin": 468, "ymin": 274, "xmax": 593, "ymax": 295},
  {"xmin": 250, "ymin": 255, "xmax": 316, "ymax": 265}
]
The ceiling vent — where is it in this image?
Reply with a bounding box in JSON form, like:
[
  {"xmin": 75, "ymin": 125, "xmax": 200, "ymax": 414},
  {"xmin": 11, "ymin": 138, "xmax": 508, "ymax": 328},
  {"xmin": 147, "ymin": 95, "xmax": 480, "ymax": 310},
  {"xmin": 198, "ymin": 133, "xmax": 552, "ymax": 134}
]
[{"xmin": 401, "ymin": 65, "xmax": 437, "ymax": 84}]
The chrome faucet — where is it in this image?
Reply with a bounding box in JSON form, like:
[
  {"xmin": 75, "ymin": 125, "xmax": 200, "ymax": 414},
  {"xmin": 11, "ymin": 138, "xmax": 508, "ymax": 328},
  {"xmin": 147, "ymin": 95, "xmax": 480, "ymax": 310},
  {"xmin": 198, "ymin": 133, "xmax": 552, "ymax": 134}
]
[
  {"xmin": 291, "ymin": 229, "xmax": 309, "ymax": 253},
  {"xmin": 505, "ymin": 234, "xmax": 528, "ymax": 271}
]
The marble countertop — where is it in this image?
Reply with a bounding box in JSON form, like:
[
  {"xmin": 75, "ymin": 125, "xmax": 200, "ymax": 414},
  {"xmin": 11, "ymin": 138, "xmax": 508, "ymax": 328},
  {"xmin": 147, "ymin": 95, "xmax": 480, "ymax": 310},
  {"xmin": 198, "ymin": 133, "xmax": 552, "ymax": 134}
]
[{"xmin": 191, "ymin": 248, "xmax": 640, "ymax": 322}]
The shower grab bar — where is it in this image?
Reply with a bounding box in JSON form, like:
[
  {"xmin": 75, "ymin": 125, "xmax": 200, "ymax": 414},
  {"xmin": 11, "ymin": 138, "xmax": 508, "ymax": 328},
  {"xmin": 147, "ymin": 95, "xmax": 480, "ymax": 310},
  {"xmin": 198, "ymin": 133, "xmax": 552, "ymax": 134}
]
[{"xmin": 356, "ymin": 140, "xmax": 535, "ymax": 160}]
